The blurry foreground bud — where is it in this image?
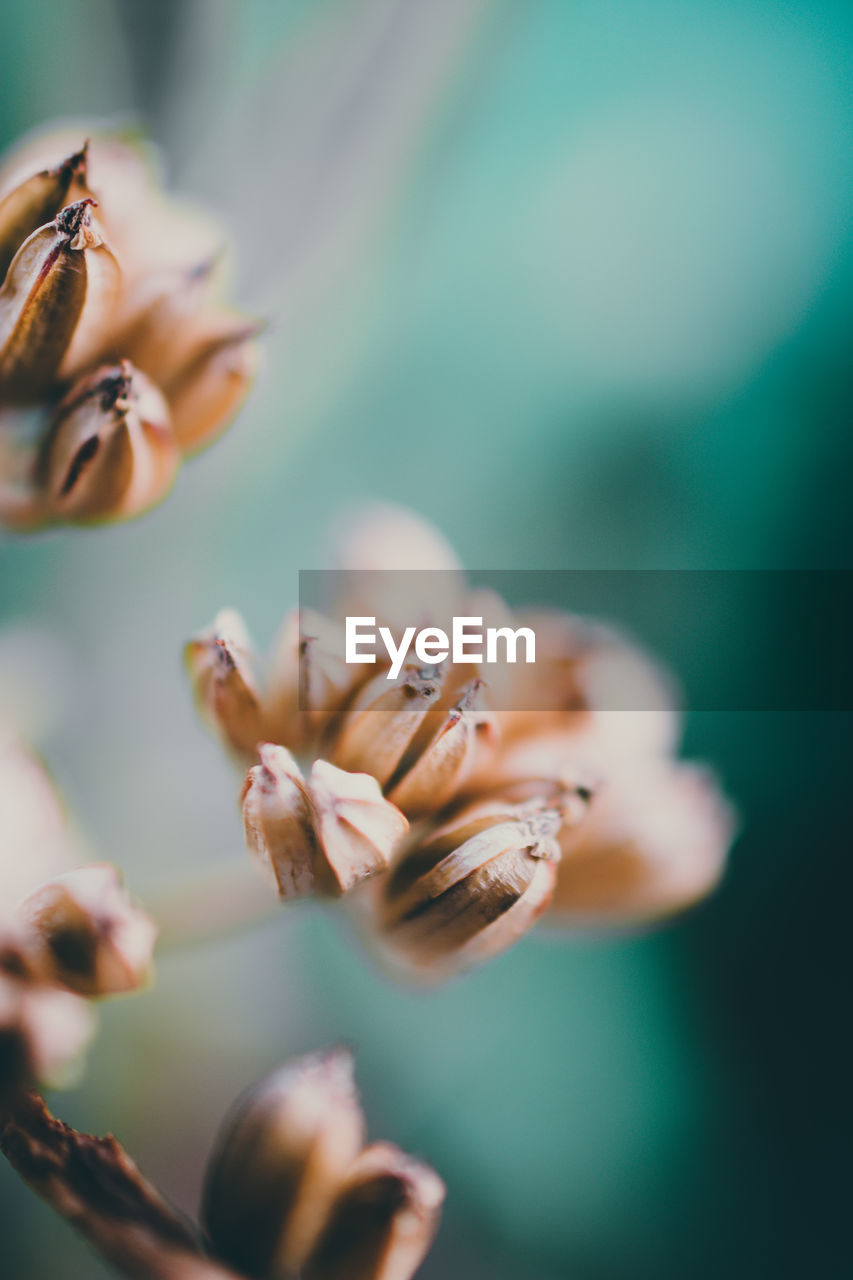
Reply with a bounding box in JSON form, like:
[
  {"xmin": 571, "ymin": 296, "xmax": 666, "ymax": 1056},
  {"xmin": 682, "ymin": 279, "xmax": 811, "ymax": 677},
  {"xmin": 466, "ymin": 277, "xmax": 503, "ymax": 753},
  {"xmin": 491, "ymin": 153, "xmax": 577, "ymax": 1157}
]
[
  {"xmin": 550, "ymin": 761, "xmax": 735, "ymax": 927},
  {"xmin": 38, "ymin": 360, "xmax": 179, "ymax": 523},
  {"xmin": 202, "ymin": 1049, "xmax": 365, "ymax": 1278},
  {"xmin": 378, "ymin": 802, "xmax": 567, "ymax": 978},
  {"xmin": 303, "ymin": 1142, "xmax": 445, "ymax": 1280},
  {"xmin": 242, "ymin": 745, "xmax": 408, "ymax": 900},
  {"xmin": 185, "ymin": 610, "xmax": 264, "ymax": 760},
  {"xmin": 0, "ymin": 934, "xmax": 94, "ymax": 1105},
  {"xmin": 18, "ymin": 865, "xmax": 157, "ymax": 997},
  {"xmin": 0, "ymin": 144, "xmax": 90, "ymax": 280},
  {"xmin": 0, "ymin": 199, "xmax": 119, "ymax": 400}
]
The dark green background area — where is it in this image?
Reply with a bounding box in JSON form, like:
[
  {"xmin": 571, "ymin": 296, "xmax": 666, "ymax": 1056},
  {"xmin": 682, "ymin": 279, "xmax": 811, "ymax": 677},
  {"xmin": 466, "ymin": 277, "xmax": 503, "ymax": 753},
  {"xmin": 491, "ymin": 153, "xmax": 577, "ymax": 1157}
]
[{"xmin": 1, "ymin": 2, "xmax": 850, "ymax": 1277}]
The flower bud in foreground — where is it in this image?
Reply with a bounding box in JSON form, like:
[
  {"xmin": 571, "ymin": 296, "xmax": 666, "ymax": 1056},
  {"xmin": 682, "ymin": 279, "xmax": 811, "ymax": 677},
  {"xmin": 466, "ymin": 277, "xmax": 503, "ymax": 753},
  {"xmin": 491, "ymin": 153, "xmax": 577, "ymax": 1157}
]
[
  {"xmin": 0, "ymin": 143, "xmax": 90, "ymax": 280},
  {"xmin": 202, "ymin": 1049, "xmax": 365, "ymax": 1278},
  {"xmin": 303, "ymin": 1142, "xmax": 445, "ymax": 1280},
  {"xmin": 0, "ymin": 932, "xmax": 94, "ymax": 1105},
  {"xmin": 0, "ymin": 199, "xmax": 119, "ymax": 400},
  {"xmin": 18, "ymin": 865, "xmax": 157, "ymax": 997},
  {"xmin": 549, "ymin": 761, "xmax": 735, "ymax": 927},
  {"xmin": 185, "ymin": 610, "xmax": 264, "ymax": 760},
  {"xmin": 377, "ymin": 802, "xmax": 564, "ymax": 978},
  {"xmin": 242, "ymin": 745, "xmax": 408, "ymax": 900},
  {"xmin": 38, "ymin": 360, "xmax": 179, "ymax": 523}
]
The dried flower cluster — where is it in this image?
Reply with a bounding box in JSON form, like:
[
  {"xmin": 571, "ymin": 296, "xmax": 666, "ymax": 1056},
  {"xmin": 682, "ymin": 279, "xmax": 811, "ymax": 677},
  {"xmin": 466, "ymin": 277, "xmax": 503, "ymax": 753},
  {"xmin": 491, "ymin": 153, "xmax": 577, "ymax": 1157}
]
[
  {"xmin": 0, "ymin": 125, "xmax": 258, "ymax": 528},
  {"xmin": 186, "ymin": 506, "xmax": 735, "ymax": 978},
  {"xmin": 0, "ymin": 726, "xmax": 156, "ymax": 1105}
]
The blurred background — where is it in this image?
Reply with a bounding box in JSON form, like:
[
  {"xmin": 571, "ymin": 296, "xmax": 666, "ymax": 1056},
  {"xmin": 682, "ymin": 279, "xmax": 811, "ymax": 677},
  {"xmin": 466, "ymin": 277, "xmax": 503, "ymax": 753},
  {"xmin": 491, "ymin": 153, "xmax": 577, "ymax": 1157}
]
[{"xmin": 1, "ymin": 1, "xmax": 851, "ymax": 1276}]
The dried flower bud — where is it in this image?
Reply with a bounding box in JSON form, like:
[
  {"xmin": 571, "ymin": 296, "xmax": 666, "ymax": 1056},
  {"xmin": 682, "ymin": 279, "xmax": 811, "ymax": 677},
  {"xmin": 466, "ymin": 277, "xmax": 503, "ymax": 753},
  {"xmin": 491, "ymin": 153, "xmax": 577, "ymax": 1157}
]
[
  {"xmin": 549, "ymin": 761, "xmax": 735, "ymax": 926},
  {"xmin": 242, "ymin": 744, "xmax": 315, "ymax": 898},
  {"xmin": 159, "ymin": 314, "xmax": 259, "ymax": 455},
  {"xmin": 0, "ymin": 199, "xmax": 119, "ymax": 400},
  {"xmin": 18, "ymin": 865, "xmax": 157, "ymax": 997},
  {"xmin": 330, "ymin": 666, "xmax": 443, "ymax": 787},
  {"xmin": 308, "ymin": 759, "xmax": 409, "ymax": 896},
  {"xmin": 202, "ymin": 1049, "xmax": 366, "ymax": 1278},
  {"xmin": 385, "ymin": 679, "xmax": 497, "ymax": 819},
  {"xmin": 265, "ymin": 608, "xmax": 365, "ymax": 753},
  {"xmin": 378, "ymin": 802, "xmax": 563, "ymax": 977},
  {"xmin": 38, "ymin": 360, "xmax": 179, "ymax": 523},
  {"xmin": 303, "ymin": 1142, "xmax": 446, "ymax": 1280},
  {"xmin": 0, "ymin": 143, "xmax": 90, "ymax": 280},
  {"xmin": 185, "ymin": 610, "xmax": 264, "ymax": 760},
  {"xmin": 242, "ymin": 746, "xmax": 408, "ymax": 900},
  {"xmin": 0, "ymin": 933, "xmax": 94, "ymax": 1104}
]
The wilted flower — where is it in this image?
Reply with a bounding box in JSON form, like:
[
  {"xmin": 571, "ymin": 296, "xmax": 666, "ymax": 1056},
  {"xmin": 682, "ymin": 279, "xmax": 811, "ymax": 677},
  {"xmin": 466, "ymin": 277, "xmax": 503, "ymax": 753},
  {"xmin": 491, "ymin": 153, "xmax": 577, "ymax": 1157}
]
[
  {"xmin": 0, "ymin": 125, "xmax": 258, "ymax": 530},
  {"xmin": 185, "ymin": 506, "xmax": 735, "ymax": 979},
  {"xmin": 202, "ymin": 1049, "xmax": 444, "ymax": 1280}
]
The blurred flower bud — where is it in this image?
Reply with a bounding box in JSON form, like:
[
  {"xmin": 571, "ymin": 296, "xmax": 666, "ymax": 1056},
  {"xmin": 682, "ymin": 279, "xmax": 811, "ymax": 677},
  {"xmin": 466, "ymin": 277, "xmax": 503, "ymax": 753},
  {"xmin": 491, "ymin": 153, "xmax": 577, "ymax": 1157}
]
[
  {"xmin": 242, "ymin": 745, "xmax": 408, "ymax": 900},
  {"xmin": 378, "ymin": 801, "xmax": 563, "ymax": 977},
  {"xmin": 0, "ymin": 931, "xmax": 94, "ymax": 1105},
  {"xmin": 185, "ymin": 610, "xmax": 265, "ymax": 760},
  {"xmin": 159, "ymin": 314, "xmax": 259, "ymax": 456},
  {"xmin": 202, "ymin": 1049, "xmax": 365, "ymax": 1278},
  {"xmin": 0, "ymin": 199, "xmax": 119, "ymax": 401},
  {"xmin": 330, "ymin": 665, "xmax": 443, "ymax": 787},
  {"xmin": 303, "ymin": 1142, "xmax": 445, "ymax": 1280},
  {"xmin": 18, "ymin": 865, "xmax": 157, "ymax": 997},
  {"xmin": 550, "ymin": 761, "xmax": 735, "ymax": 927},
  {"xmin": 38, "ymin": 360, "xmax": 179, "ymax": 523},
  {"xmin": 0, "ymin": 143, "xmax": 90, "ymax": 280},
  {"xmin": 265, "ymin": 608, "xmax": 365, "ymax": 754}
]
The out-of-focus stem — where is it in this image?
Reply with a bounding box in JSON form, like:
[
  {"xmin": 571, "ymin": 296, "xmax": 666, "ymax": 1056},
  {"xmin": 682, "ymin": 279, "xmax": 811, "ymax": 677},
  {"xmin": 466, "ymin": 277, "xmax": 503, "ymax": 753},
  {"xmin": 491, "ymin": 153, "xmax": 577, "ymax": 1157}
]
[
  {"xmin": 146, "ymin": 859, "xmax": 285, "ymax": 953},
  {"xmin": 0, "ymin": 1092, "xmax": 240, "ymax": 1280}
]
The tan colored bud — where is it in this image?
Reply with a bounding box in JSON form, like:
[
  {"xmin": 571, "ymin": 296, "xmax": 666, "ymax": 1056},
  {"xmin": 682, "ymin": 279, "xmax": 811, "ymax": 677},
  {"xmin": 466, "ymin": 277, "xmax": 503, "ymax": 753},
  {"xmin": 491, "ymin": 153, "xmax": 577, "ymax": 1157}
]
[
  {"xmin": 38, "ymin": 360, "xmax": 179, "ymax": 524},
  {"xmin": 309, "ymin": 759, "xmax": 409, "ymax": 896},
  {"xmin": 265, "ymin": 608, "xmax": 369, "ymax": 754},
  {"xmin": 549, "ymin": 761, "xmax": 735, "ymax": 926},
  {"xmin": 242, "ymin": 744, "xmax": 315, "ymax": 898},
  {"xmin": 303, "ymin": 1142, "xmax": 445, "ymax": 1280},
  {"xmin": 201, "ymin": 1049, "xmax": 366, "ymax": 1278},
  {"xmin": 330, "ymin": 666, "xmax": 443, "ymax": 787},
  {"xmin": 0, "ymin": 143, "xmax": 90, "ymax": 280},
  {"xmin": 18, "ymin": 865, "xmax": 157, "ymax": 997},
  {"xmin": 185, "ymin": 610, "xmax": 264, "ymax": 760},
  {"xmin": 242, "ymin": 746, "xmax": 408, "ymax": 900},
  {"xmin": 385, "ymin": 679, "xmax": 497, "ymax": 820},
  {"xmin": 378, "ymin": 802, "xmax": 562, "ymax": 976},
  {"xmin": 0, "ymin": 199, "xmax": 120, "ymax": 400},
  {"xmin": 0, "ymin": 933, "xmax": 94, "ymax": 1104}
]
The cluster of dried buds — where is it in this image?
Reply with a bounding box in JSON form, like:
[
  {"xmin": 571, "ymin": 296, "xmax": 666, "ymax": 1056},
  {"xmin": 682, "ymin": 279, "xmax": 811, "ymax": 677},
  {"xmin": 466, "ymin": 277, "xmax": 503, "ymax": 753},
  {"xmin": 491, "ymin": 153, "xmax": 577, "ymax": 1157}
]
[
  {"xmin": 0, "ymin": 727, "xmax": 156, "ymax": 1106},
  {"xmin": 0, "ymin": 125, "xmax": 258, "ymax": 529},
  {"xmin": 202, "ymin": 1049, "xmax": 444, "ymax": 1280},
  {"xmin": 186, "ymin": 507, "xmax": 735, "ymax": 980}
]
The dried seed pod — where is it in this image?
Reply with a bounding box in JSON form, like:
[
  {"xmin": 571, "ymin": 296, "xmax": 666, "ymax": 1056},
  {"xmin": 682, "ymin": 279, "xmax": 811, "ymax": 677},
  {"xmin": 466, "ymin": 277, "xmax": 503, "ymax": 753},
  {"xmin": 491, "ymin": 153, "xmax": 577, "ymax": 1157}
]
[
  {"xmin": 18, "ymin": 865, "xmax": 157, "ymax": 997},
  {"xmin": 550, "ymin": 761, "xmax": 735, "ymax": 926},
  {"xmin": 0, "ymin": 143, "xmax": 90, "ymax": 281},
  {"xmin": 201, "ymin": 1049, "xmax": 366, "ymax": 1279},
  {"xmin": 185, "ymin": 610, "xmax": 264, "ymax": 760},
  {"xmin": 242, "ymin": 744, "xmax": 316, "ymax": 898},
  {"xmin": 39, "ymin": 360, "xmax": 179, "ymax": 523},
  {"xmin": 0, "ymin": 199, "xmax": 119, "ymax": 400},
  {"xmin": 378, "ymin": 802, "xmax": 563, "ymax": 977},
  {"xmin": 330, "ymin": 666, "xmax": 443, "ymax": 786},
  {"xmin": 242, "ymin": 747, "xmax": 408, "ymax": 900},
  {"xmin": 308, "ymin": 759, "xmax": 409, "ymax": 896},
  {"xmin": 385, "ymin": 679, "xmax": 497, "ymax": 820},
  {"xmin": 156, "ymin": 314, "xmax": 259, "ymax": 455},
  {"xmin": 303, "ymin": 1142, "xmax": 446, "ymax": 1280}
]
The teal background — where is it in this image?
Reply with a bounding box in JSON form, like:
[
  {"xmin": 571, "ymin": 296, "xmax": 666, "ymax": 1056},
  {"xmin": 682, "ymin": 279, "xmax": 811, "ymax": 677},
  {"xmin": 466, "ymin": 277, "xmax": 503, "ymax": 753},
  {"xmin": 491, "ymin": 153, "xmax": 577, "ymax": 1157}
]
[{"xmin": 1, "ymin": 2, "xmax": 850, "ymax": 1277}]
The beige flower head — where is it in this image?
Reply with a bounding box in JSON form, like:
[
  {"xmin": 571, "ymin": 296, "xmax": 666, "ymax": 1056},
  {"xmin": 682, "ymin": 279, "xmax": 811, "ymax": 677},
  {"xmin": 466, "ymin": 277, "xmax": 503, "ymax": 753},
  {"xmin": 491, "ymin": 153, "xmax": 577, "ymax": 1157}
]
[
  {"xmin": 185, "ymin": 506, "xmax": 735, "ymax": 978},
  {"xmin": 0, "ymin": 124, "xmax": 258, "ymax": 530}
]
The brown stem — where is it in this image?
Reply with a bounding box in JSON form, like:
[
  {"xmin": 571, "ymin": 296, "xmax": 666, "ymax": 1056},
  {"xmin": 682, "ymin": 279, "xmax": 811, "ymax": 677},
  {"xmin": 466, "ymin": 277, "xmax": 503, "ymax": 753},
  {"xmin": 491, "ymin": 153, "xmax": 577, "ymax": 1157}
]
[{"xmin": 0, "ymin": 1092, "xmax": 240, "ymax": 1280}]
